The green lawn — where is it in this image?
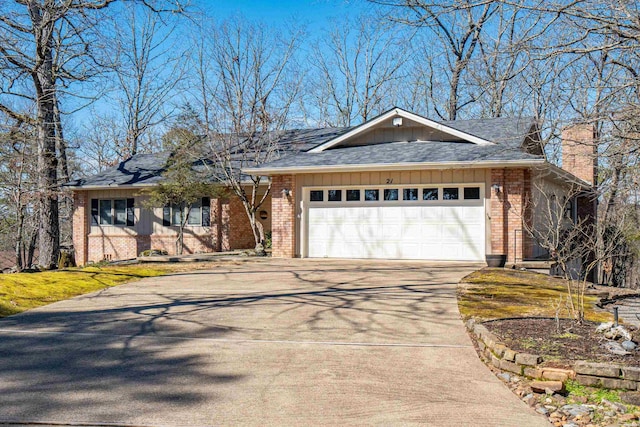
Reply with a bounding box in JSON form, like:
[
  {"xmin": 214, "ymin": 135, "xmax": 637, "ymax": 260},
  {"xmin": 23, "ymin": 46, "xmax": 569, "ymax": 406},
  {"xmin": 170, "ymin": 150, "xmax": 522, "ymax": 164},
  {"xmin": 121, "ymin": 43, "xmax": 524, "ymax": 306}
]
[
  {"xmin": 0, "ymin": 264, "xmax": 174, "ymax": 317},
  {"xmin": 458, "ymin": 268, "xmax": 611, "ymax": 323}
]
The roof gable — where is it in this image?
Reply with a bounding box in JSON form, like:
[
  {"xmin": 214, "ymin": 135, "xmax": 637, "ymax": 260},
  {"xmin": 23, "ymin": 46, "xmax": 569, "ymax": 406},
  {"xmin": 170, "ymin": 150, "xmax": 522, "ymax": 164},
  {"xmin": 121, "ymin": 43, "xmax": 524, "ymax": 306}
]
[{"xmin": 308, "ymin": 107, "xmax": 494, "ymax": 153}]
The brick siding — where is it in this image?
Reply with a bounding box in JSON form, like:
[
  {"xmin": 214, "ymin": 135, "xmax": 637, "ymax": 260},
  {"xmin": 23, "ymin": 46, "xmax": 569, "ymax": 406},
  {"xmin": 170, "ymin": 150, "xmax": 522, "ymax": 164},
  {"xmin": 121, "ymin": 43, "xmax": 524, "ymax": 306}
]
[
  {"xmin": 271, "ymin": 175, "xmax": 296, "ymax": 258},
  {"xmin": 73, "ymin": 191, "xmax": 259, "ymax": 265},
  {"xmin": 72, "ymin": 191, "xmax": 89, "ymax": 265},
  {"xmin": 490, "ymin": 168, "xmax": 532, "ymax": 263},
  {"xmin": 562, "ymin": 124, "xmax": 597, "ymax": 185}
]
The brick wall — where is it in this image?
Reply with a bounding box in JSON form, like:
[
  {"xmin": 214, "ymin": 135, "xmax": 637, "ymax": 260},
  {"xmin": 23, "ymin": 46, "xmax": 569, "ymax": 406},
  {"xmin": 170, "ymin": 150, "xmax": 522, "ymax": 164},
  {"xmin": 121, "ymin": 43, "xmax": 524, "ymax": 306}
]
[
  {"xmin": 88, "ymin": 235, "xmax": 150, "ymax": 262},
  {"xmin": 226, "ymin": 196, "xmax": 256, "ymax": 250},
  {"xmin": 149, "ymin": 234, "xmax": 214, "ymax": 255},
  {"xmin": 490, "ymin": 168, "xmax": 531, "ymax": 263},
  {"xmin": 75, "ymin": 190, "xmax": 258, "ymax": 264},
  {"xmin": 562, "ymin": 124, "xmax": 597, "ymax": 185},
  {"xmin": 72, "ymin": 191, "xmax": 89, "ymax": 265},
  {"xmin": 271, "ymin": 175, "xmax": 296, "ymax": 258}
]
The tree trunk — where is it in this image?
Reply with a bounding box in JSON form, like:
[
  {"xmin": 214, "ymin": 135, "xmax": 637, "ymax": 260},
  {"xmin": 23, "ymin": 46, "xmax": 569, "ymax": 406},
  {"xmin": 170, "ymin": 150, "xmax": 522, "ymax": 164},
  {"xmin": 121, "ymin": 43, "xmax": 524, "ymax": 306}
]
[
  {"xmin": 31, "ymin": 4, "xmax": 60, "ymax": 269},
  {"xmin": 14, "ymin": 204, "xmax": 25, "ymax": 271},
  {"xmin": 26, "ymin": 228, "xmax": 38, "ymax": 268}
]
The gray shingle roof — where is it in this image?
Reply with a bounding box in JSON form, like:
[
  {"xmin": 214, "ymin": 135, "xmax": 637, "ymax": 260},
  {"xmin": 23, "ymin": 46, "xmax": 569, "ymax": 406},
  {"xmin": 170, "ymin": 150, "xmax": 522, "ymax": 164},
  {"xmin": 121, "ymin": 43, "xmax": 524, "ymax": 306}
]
[
  {"xmin": 253, "ymin": 116, "xmax": 542, "ymax": 171},
  {"xmin": 255, "ymin": 140, "xmax": 542, "ymax": 170},
  {"xmin": 65, "ymin": 152, "xmax": 172, "ymax": 188},
  {"xmin": 66, "ymin": 115, "xmax": 541, "ymax": 188}
]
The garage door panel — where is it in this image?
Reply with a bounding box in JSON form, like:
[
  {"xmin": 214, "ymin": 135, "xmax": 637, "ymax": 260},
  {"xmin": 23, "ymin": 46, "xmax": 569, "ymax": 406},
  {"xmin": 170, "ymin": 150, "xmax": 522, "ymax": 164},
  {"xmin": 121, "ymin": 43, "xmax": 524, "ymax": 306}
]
[{"xmin": 307, "ymin": 188, "xmax": 485, "ymax": 261}]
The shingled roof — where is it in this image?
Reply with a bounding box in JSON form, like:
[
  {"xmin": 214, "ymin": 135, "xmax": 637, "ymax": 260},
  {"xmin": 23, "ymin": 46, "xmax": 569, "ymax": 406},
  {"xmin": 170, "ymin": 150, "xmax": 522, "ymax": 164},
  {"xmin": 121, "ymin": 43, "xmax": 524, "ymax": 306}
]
[
  {"xmin": 66, "ymin": 114, "xmax": 543, "ymax": 189},
  {"xmin": 247, "ymin": 115, "xmax": 543, "ymax": 173}
]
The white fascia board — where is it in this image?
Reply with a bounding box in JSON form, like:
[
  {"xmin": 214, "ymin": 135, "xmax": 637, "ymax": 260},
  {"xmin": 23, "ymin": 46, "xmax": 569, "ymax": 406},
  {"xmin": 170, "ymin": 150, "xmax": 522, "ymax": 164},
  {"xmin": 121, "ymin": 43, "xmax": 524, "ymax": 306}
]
[
  {"xmin": 243, "ymin": 159, "xmax": 546, "ymax": 176},
  {"xmin": 308, "ymin": 107, "xmax": 493, "ymax": 153}
]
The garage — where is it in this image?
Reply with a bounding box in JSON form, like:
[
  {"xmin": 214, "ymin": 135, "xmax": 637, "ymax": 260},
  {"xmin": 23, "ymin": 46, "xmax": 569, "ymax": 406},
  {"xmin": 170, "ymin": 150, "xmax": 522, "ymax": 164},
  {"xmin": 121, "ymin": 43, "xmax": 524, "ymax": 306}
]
[{"xmin": 304, "ymin": 184, "xmax": 486, "ymax": 261}]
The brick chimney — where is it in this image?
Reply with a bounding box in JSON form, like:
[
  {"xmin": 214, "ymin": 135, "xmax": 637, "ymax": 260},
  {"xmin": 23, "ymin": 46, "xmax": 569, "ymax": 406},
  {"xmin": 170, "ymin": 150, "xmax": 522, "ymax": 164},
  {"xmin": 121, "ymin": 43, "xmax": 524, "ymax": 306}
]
[{"xmin": 561, "ymin": 124, "xmax": 597, "ymax": 186}]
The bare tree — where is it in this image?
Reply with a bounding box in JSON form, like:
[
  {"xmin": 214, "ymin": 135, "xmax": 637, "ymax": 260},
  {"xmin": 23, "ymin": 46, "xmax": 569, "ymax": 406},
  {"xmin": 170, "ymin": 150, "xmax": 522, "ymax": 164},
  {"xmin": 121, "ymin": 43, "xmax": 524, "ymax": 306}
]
[
  {"xmin": 374, "ymin": 0, "xmax": 497, "ymax": 120},
  {"xmin": 189, "ymin": 18, "xmax": 303, "ymax": 253},
  {"xmin": 0, "ymin": 0, "xmax": 186, "ymax": 268},
  {"xmin": 308, "ymin": 14, "xmax": 411, "ymax": 126},
  {"xmin": 108, "ymin": 4, "xmax": 184, "ymax": 158}
]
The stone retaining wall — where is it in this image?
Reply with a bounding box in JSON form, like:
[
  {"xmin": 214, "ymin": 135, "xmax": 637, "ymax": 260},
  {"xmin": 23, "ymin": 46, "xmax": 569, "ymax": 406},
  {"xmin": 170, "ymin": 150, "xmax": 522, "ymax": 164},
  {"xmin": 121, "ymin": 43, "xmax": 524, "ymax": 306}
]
[
  {"xmin": 466, "ymin": 318, "xmax": 640, "ymax": 391},
  {"xmin": 575, "ymin": 361, "xmax": 640, "ymax": 391}
]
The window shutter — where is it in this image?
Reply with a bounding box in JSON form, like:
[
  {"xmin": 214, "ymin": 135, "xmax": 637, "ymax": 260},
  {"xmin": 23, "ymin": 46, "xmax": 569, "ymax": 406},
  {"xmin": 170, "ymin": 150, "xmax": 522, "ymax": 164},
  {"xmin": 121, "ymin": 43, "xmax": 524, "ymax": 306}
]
[
  {"xmin": 162, "ymin": 205, "xmax": 171, "ymax": 226},
  {"xmin": 126, "ymin": 198, "xmax": 135, "ymax": 226},
  {"xmin": 91, "ymin": 199, "xmax": 99, "ymax": 225},
  {"xmin": 202, "ymin": 197, "xmax": 211, "ymax": 227}
]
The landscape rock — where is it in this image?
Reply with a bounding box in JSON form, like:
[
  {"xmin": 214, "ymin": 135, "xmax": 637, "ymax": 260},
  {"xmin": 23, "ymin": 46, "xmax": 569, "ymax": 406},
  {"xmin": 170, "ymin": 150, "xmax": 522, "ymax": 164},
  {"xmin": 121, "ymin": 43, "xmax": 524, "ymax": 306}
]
[
  {"xmin": 524, "ymin": 367, "xmax": 542, "ymax": 379},
  {"xmin": 561, "ymin": 404, "xmax": 593, "ymax": 418},
  {"xmin": 502, "ymin": 348, "xmax": 516, "ymax": 362},
  {"xmin": 523, "ymin": 393, "xmax": 537, "ymax": 407},
  {"xmin": 497, "ymin": 372, "xmax": 511, "ymax": 382},
  {"xmin": 622, "ymin": 340, "xmax": 638, "ymax": 351},
  {"xmin": 604, "ymin": 340, "xmax": 631, "ymax": 356},
  {"xmin": 603, "ymin": 325, "xmax": 633, "ymax": 341},
  {"xmin": 536, "ymin": 406, "xmax": 549, "ymax": 415},
  {"xmin": 620, "ymin": 413, "xmax": 639, "ymax": 422},
  {"xmin": 515, "ymin": 353, "xmax": 543, "ymax": 366},
  {"xmin": 574, "ymin": 361, "xmax": 621, "ymax": 378},
  {"xmin": 602, "ymin": 398, "xmax": 626, "ymax": 413},
  {"xmin": 601, "ymin": 377, "xmax": 637, "ymax": 390},
  {"xmin": 531, "ymin": 380, "xmax": 565, "ymax": 394},
  {"xmin": 596, "ymin": 322, "xmax": 614, "ymax": 333},
  {"xmin": 622, "ymin": 367, "xmax": 640, "ymax": 381},
  {"xmin": 576, "ymin": 374, "xmax": 601, "ymax": 387}
]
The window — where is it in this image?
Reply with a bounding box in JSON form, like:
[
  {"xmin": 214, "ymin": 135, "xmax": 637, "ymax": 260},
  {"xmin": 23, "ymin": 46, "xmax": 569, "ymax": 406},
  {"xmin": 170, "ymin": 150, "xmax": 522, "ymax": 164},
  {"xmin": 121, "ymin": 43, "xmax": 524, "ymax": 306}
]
[
  {"xmin": 423, "ymin": 188, "xmax": 438, "ymax": 201},
  {"xmin": 114, "ymin": 199, "xmax": 127, "ymax": 225},
  {"xmin": 384, "ymin": 189, "xmax": 398, "ymax": 201},
  {"xmin": 328, "ymin": 190, "xmax": 342, "ymax": 201},
  {"xmin": 188, "ymin": 201, "xmax": 201, "ymax": 225},
  {"xmin": 99, "ymin": 200, "xmax": 112, "ymax": 225},
  {"xmin": 92, "ymin": 199, "xmax": 134, "ymax": 226},
  {"xmin": 169, "ymin": 201, "xmax": 202, "ymax": 226},
  {"xmin": 403, "ymin": 188, "xmax": 419, "ymax": 201},
  {"xmin": 346, "ymin": 189, "xmax": 360, "ymax": 201},
  {"xmin": 163, "ymin": 197, "xmax": 211, "ymax": 227},
  {"xmin": 464, "ymin": 187, "xmax": 480, "ymax": 200},
  {"xmin": 443, "ymin": 188, "xmax": 459, "ymax": 200},
  {"xmin": 310, "ymin": 190, "xmax": 323, "ymax": 202},
  {"xmin": 365, "ymin": 189, "xmax": 379, "ymax": 201}
]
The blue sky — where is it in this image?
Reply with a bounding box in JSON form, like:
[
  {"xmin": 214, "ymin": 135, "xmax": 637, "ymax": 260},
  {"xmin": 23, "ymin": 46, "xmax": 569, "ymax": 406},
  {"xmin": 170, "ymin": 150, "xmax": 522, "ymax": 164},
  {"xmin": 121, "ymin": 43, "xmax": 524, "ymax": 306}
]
[{"xmin": 196, "ymin": 0, "xmax": 371, "ymax": 30}]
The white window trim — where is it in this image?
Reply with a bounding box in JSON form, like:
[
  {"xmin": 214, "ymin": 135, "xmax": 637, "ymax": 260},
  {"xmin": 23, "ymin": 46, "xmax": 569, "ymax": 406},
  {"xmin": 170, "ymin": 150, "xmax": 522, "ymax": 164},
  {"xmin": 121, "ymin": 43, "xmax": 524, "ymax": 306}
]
[{"xmin": 305, "ymin": 184, "xmax": 485, "ymax": 207}]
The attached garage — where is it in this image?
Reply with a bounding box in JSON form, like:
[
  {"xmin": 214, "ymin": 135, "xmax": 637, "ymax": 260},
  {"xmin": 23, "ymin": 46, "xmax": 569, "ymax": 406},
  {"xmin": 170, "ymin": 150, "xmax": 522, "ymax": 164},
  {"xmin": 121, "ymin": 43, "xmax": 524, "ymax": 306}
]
[
  {"xmin": 303, "ymin": 184, "xmax": 486, "ymax": 261},
  {"xmin": 242, "ymin": 107, "xmax": 581, "ymax": 264}
]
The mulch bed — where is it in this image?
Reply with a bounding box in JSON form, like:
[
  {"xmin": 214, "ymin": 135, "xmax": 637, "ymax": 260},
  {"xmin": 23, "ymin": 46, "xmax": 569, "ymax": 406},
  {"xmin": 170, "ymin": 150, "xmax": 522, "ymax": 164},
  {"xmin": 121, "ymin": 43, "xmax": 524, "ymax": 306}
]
[{"xmin": 484, "ymin": 318, "xmax": 640, "ymax": 367}]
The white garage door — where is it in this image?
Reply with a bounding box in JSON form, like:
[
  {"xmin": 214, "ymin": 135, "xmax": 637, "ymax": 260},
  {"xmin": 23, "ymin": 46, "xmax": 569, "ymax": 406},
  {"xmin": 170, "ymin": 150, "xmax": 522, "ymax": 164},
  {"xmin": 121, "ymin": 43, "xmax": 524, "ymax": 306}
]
[{"xmin": 305, "ymin": 186, "xmax": 485, "ymax": 261}]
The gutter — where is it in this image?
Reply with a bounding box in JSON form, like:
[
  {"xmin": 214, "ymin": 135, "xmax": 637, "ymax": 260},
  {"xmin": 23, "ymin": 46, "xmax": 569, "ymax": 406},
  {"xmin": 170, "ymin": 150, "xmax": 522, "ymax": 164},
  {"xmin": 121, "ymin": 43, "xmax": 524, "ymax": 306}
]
[
  {"xmin": 65, "ymin": 180, "xmax": 262, "ymax": 191},
  {"xmin": 243, "ymin": 159, "xmax": 546, "ymax": 175}
]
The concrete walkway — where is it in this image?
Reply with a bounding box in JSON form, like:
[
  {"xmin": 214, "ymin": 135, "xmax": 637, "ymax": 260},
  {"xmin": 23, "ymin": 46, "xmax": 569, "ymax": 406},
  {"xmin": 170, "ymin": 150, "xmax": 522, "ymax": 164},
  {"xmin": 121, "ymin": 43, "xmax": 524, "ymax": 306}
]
[{"xmin": 0, "ymin": 259, "xmax": 548, "ymax": 426}]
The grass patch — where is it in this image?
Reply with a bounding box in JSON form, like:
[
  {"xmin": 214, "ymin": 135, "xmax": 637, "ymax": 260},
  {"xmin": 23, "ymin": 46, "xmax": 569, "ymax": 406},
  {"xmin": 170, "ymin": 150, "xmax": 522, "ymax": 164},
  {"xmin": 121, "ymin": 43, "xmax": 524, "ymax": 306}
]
[
  {"xmin": 566, "ymin": 380, "xmax": 624, "ymax": 403},
  {"xmin": 458, "ymin": 268, "xmax": 611, "ymax": 323},
  {"xmin": 0, "ymin": 264, "xmax": 177, "ymax": 318}
]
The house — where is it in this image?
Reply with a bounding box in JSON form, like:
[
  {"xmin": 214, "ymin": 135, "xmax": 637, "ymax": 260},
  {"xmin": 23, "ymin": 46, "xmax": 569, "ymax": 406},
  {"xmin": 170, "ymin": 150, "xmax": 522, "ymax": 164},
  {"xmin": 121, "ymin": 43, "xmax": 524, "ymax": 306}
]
[{"xmin": 67, "ymin": 107, "xmax": 596, "ymax": 265}]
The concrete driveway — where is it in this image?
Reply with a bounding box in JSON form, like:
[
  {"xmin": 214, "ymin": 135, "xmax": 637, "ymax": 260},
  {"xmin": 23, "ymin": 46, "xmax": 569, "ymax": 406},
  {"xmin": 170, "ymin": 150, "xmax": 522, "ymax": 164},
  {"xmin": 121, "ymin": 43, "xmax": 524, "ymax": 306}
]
[{"xmin": 0, "ymin": 259, "xmax": 547, "ymax": 426}]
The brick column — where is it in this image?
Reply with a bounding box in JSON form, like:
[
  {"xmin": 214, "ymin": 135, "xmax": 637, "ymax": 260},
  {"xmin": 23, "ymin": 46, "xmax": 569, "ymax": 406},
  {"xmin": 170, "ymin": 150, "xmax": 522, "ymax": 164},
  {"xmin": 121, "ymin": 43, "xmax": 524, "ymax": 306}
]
[
  {"xmin": 490, "ymin": 169, "xmax": 506, "ymax": 257},
  {"xmin": 210, "ymin": 197, "xmax": 223, "ymax": 251},
  {"xmin": 271, "ymin": 175, "xmax": 296, "ymax": 258},
  {"xmin": 72, "ymin": 191, "xmax": 89, "ymax": 266},
  {"xmin": 491, "ymin": 168, "xmax": 529, "ymax": 264}
]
